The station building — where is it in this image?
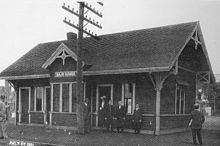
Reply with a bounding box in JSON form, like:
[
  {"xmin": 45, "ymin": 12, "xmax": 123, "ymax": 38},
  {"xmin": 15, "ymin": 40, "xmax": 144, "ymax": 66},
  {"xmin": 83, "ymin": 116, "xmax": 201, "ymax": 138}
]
[{"xmin": 0, "ymin": 22, "xmax": 215, "ymax": 135}]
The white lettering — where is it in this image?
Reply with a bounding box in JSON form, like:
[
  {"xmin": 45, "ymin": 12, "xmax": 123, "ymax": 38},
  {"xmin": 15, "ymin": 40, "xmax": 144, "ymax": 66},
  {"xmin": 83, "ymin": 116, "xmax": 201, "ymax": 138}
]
[{"xmin": 55, "ymin": 71, "xmax": 76, "ymax": 78}]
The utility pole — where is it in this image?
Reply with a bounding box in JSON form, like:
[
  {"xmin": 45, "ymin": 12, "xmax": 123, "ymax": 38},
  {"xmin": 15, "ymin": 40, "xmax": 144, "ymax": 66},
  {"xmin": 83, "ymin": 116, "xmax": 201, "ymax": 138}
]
[{"xmin": 62, "ymin": 1, "xmax": 103, "ymax": 134}]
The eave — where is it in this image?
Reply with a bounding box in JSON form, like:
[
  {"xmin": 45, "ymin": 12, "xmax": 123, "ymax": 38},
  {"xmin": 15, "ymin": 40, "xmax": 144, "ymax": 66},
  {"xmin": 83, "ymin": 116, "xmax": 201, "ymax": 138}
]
[{"xmin": 0, "ymin": 66, "xmax": 170, "ymax": 80}]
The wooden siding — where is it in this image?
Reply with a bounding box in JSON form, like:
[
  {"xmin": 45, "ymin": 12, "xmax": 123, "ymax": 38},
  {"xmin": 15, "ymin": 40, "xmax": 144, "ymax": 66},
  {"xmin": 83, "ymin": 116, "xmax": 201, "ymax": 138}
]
[
  {"xmin": 30, "ymin": 112, "xmax": 44, "ymax": 124},
  {"xmin": 51, "ymin": 113, "xmax": 77, "ymax": 126},
  {"xmin": 49, "ymin": 57, "xmax": 77, "ymax": 83},
  {"xmin": 160, "ymin": 115, "xmax": 190, "ymax": 130}
]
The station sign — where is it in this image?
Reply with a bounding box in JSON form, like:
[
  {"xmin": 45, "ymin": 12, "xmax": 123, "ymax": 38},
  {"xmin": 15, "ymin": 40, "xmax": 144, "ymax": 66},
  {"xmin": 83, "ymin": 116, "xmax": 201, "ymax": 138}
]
[{"xmin": 54, "ymin": 71, "xmax": 76, "ymax": 78}]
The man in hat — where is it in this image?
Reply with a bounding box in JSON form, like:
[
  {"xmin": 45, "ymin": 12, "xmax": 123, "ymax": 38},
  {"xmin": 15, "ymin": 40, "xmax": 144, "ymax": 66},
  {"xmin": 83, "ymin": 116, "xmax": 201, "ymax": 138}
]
[
  {"xmin": 115, "ymin": 100, "xmax": 126, "ymax": 133},
  {"xmin": 132, "ymin": 103, "xmax": 142, "ymax": 134},
  {"xmin": 0, "ymin": 96, "xmax": 8, "ymax": 139},
  {"xmin": 99, "ymin": 96, "xmax": 107, "ymax": 128},
  {"xmin": 188, "ymin": 103, "xmax": 205, "ymax": 145},
  {"xmin": 83, "ymin": 98, "xmax": 90, "ymax": 133}
]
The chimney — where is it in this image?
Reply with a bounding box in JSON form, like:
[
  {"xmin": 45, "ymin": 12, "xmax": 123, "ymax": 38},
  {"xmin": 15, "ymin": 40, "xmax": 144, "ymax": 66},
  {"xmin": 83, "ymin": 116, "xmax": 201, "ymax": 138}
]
[{"xmin": 67, "ymin": 32, "xmax": 77, "ymax": 40}]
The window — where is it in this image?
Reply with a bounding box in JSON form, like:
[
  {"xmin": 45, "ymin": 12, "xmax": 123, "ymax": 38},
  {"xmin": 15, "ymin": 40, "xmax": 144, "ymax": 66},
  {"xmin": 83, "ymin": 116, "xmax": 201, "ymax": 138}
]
[
  {"xmin": 53, "ymin": 84, "xmax": 60, "ymax": 112},
  {"xmin": 175, "ymin": 85, "xmax": 186, "ymax": 114},
  {"xmin": 72, "ymin": 83, "xmax": 77, "ymax": 112},
  {"xmin": 35, "ymin": 87, "xmax": 43, "ymax": 111},
  {"xmin": 52, "ymin": 82, "xmax": 76, "ymax": 113},
  {"xmin": 62, "ymin": 84, "xmax": 69, "ymax": 112},
  {"xmin": 122, "ymin": 83, "xmax": 135, "ymax": 114}
]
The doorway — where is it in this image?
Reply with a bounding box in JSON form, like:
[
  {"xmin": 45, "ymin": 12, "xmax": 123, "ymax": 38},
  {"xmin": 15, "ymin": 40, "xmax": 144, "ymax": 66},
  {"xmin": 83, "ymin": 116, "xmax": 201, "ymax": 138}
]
[
  {"xmin": 19, "ymin": 87, "xmax": 30, "ymax": 124},
  {"xmin": 96, "ymin": 84, "xmax": 113, "ymax": 127}
]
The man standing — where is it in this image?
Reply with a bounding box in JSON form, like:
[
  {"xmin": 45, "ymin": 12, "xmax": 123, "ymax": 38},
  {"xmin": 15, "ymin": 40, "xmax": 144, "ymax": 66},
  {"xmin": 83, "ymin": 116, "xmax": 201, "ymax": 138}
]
[
  {"xmin": 0, "ymin": 96, "xmax": 8, "ymax": 139},
  {"xmin": 189, "ymin": 103, "xmax": 205, "ymax": 145},
  {"xmin": 99, "ymin": 96, "xmax": 106, "ymax": 128},
  {"xmin": 103, "ymin": 99, "xmax": 112, "ymax": 132},
  {"xmin": 83, "ymin": 98, "xmax": 90, "ymax": 133},
  {"xmin": 116, "ymin": 101, "xmax": 126, "ymax": 133},
  {"xmin": 132, "ymin": 104, "xmax": 142, "ymax": 134}
]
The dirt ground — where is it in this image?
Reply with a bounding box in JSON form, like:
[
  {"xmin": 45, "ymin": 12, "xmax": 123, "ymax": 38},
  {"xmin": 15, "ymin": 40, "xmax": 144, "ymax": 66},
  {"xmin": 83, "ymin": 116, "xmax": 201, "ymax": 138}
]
[{"xmin": 0, "ymin": 116, "xmax": 219, "ymax": 146}]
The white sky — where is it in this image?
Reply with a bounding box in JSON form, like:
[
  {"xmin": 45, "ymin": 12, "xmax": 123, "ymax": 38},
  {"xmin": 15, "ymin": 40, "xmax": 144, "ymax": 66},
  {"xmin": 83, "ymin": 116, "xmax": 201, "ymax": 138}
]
[{"xmin": 0, "ymin": 0, "xmax": 220, "ymax": 85}]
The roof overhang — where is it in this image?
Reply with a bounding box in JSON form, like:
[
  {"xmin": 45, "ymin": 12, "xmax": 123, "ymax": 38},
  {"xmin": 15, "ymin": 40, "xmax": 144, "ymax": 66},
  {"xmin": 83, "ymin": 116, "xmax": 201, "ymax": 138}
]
[
  {"xmin": 0, "ymin": 66, "xmax": 170, "ymax": 80},
  {"xmin": 85, "ymin": 66, "xmax": 170, "ymax": 75},
  {"xmin": 0, "ymin": 74, "xmax": 50, "ymax": 80}
]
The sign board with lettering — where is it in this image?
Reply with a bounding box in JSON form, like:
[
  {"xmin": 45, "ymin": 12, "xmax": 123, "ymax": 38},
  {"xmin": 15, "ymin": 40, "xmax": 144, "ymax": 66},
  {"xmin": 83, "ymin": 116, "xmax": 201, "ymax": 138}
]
[{"xmin": 54, "ymin": 71, "xmax": 76, "ymax": 78}]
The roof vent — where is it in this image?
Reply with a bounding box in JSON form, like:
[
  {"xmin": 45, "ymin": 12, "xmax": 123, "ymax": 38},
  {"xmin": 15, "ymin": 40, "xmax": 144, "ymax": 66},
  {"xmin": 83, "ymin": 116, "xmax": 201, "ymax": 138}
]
[{"xmin": 67, "ymin": 32, "xmax": 77, "ymax": 40}]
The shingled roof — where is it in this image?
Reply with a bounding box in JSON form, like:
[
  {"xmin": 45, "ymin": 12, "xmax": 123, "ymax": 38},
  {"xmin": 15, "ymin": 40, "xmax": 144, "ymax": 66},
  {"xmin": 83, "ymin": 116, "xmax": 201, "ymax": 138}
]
[{"xmin": 0, "ymin": 21, "xmax": 214, "ymax": 80}]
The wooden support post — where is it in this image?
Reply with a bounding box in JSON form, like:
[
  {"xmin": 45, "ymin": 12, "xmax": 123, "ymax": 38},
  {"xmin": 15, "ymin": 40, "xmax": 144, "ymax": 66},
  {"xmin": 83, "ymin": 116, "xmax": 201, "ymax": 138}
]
[
  {"xmin": 76, "ymin": 2, "xmax": 85, "ymax": 134},
  {"xmin": 149, "ymin": 72, "xmax": 170, "ymax": 135},
  {"xmin": 155, "ymin": 83, "xmax": 162, "ymax": 136}
]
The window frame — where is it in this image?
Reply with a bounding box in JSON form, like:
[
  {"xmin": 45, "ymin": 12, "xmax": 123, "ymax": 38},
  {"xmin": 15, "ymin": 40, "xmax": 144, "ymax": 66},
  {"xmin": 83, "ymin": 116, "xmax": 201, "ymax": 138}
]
[
  {"xmin": 175, "ymin": 84, "xmax": 186, "ymax": 114},
  {"xmin": 34, "ymin": 87, "xmax": 44, "ymax": 112},
  {"xmin": 51, "ymin": 82, "xmax": 77, "ymax": 113},
  {"xmin": 121, "ymin": 83, "xmax": 135, "ymax": 115}
]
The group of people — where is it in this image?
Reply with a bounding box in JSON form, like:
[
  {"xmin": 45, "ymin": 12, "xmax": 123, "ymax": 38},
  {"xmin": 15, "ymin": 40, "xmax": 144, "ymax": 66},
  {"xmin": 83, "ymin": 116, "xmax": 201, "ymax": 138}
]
[
  {"xmin": 99, "ymin": 96, "xmax": 142, "ymax": 134},
  {"xmin": 82, "ymin": 96, "xmax": 205, "ymax": 145}
]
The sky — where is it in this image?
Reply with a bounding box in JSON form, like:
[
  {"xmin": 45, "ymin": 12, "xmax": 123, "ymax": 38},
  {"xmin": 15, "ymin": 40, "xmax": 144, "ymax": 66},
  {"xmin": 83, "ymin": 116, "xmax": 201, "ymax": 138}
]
[{"xmin": 0, "ymin": 0, "xmax": 220, "ymax": 85}]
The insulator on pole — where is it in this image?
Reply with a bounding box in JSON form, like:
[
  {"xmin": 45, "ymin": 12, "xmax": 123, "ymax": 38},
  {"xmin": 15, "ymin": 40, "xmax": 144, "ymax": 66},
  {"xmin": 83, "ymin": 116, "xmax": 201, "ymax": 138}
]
[
  {"xmin": 68, "ymin": 5, "xmax": 70, "ymax": 8},
  {"xmin": 64, "ymin": 17, "xmax": 66, "ymax": 20},
  {"xmin": 69, "ymin": 19, "xmax": 71, "ymax": 23},
  {"xmin": 63, "ymin": 3, "xmax": 65, "ymax": 6},
  {"xmin": 72, "ymin": 8, "xmax": 74, "ymax": 11},
  {"xmin": 97, "ymin": 1, "xmax": 104, "ymax": 6}
]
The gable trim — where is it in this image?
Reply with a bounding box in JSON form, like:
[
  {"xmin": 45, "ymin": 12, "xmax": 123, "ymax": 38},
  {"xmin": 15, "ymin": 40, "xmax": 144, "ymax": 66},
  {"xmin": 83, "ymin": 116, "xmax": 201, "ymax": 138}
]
[
  {"xmin": 197, "ymin": 23, "xmax": 215, "ymax": 82},
  {"xmin": 42, "ymin": 43, "xmax": 77, "ymax": 69},
  {"xmin": 169, "ymin": 22, "xmax": 199, "ymax": 70},
  {"xmin": 169, "ymin": 22, "xmax": 215, "ymax": 83}
]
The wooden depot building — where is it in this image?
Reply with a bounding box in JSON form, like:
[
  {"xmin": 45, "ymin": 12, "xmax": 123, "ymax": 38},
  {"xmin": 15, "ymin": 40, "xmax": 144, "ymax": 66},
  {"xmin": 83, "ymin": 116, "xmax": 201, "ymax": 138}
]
[{"xmin": 0, "ymin": 22, "xmax": 215, "ymax": 135}]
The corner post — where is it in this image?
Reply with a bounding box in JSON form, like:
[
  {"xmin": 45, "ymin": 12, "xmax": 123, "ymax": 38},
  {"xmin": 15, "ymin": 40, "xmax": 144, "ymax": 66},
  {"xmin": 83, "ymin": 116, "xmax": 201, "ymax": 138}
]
[{"xmin": 149, "ymin": 72, "xmax": 170, "ymax": 135}]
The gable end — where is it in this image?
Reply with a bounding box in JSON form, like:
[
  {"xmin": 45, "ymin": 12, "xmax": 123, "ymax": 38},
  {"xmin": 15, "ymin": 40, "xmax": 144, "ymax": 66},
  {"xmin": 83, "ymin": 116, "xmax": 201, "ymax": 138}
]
[{"xmin": 42, "ymin": 43, "xmax": 77, "ymax": 69}]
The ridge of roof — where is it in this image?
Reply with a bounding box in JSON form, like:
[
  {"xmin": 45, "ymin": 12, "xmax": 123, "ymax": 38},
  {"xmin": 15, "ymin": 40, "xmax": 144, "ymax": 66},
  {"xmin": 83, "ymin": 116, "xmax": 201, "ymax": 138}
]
[
  {"xmin": 35, "ymin": 21, "xmax": 199, "ymax": 46},
  {"xmin": 97, "ymin": 21, "xmax": 199, "ymax": 38}
]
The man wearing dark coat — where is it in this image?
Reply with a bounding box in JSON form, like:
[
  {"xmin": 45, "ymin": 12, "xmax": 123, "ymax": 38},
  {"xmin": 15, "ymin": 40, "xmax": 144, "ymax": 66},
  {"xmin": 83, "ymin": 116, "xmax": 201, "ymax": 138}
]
[
  {"xmin": 115, "ymin": 100, "xmax": 126, "ymax": 133},
  {"xmin": 189, "ymin": 103, "xmax": 205, "ymax": 145},
  {"xmin": 132, "ymin": 103, "xmax": 142, "ymax": 134},
  {"xmin": 83, "ymin": 98, "xmax": 91, "ymax": 133},
  {"xmin": 99, "ymin": 96, "xmax": 106, "ymax": 128},
  {"xmin": 0, "ymin": 96, "xmax": 8, "ymax": 139},
  {"xmin": 103, "ymin": 99, "xmax": 114, "ymax": 132}
]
